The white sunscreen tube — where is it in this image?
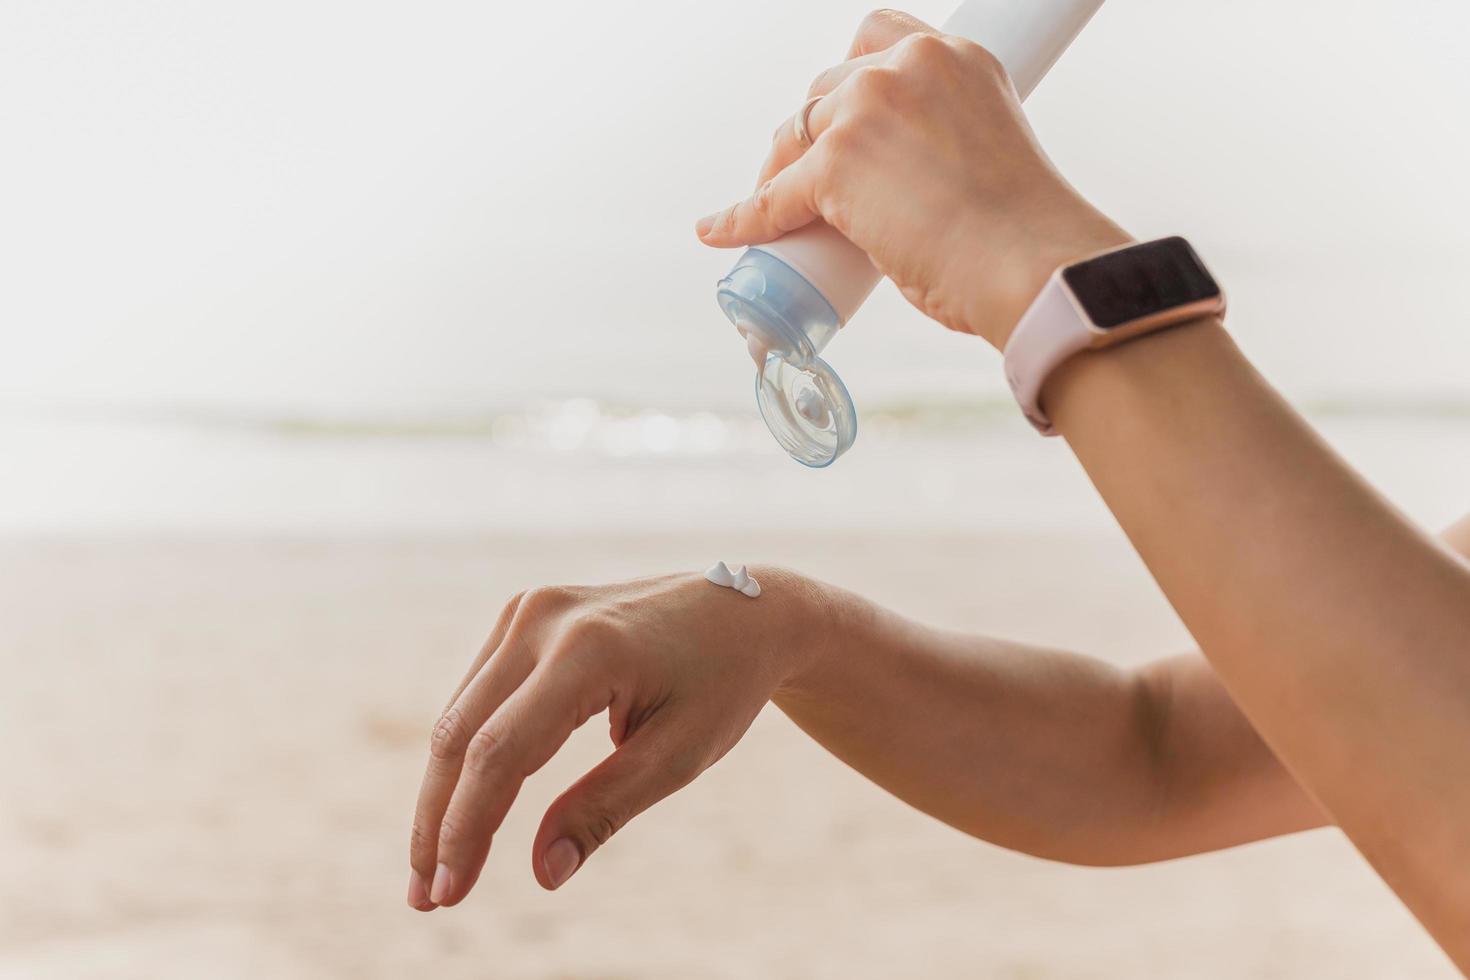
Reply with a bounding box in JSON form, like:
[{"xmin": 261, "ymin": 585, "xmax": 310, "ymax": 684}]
[
  {"xmin": 753, "ymin": 0, "xmax": 1106, "ymax": 324},
  {"xmin": 716, "ymin": 0, "xmax": 1105, "ymax": 467}
]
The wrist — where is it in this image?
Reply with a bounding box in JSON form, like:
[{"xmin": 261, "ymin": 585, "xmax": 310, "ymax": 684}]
[
  {"xmin": 1043, "ymin": 313, "xmax": 1230, "ymax": 437},
  {"xmin": 744, "ymin": 565, "xmax": 832, "ymax": 691},
  {"xmin": 973, "ymin": 214, "xmax": 1134, "ymax": 351},
  {"xmin": 760, "ymin": 569, "xmax": 868, "ymax": 703}
]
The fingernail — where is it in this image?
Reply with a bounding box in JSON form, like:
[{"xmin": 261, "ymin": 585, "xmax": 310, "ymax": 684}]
[
  {"xmin": 695, "ymin": 213, "xmax": 717, "ymax": 236},
  {"xmin": 407, "ymin": 869, "xmax": 430, "ymax": 909},
  {"xmin": 544, "ymin": 838, "xmax": 581, "ymax": 889},
  {"xmin": 429, "ymin": 862, "xmax": 452, "ymax": 905}
]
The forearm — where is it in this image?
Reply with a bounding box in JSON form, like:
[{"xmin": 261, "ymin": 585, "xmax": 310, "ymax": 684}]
[
  {"xmin": 775, "ymin": 585, "xmax": 1154, "ymax": 864},
  {"xmin": 772, "ymin": 581, "xmax": 1316, "ymax": 865},
  {"xmin": 1044, "ymin": 318, "xmax": 1470, "ymax": 958}
]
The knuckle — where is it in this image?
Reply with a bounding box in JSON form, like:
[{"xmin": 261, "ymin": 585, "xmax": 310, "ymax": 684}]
[
  {"xmin": 501, "ymin": 588, "xmax": 529, "ymax": 618},
  {"xmin": 665, "ymin": 743, "xmax": 709, "ymax": 788},
  {"xmin": 518, "ymin": 584, "xmax": 571, "ymax": 619},
  {"xmin": 848, "ymin": 65, "xmax": 900, "ymax": 105},
  {"xmin": 585, "ymin": 808, "xmax": 625, "ymax": 848},
  {"xmin": 846, "ymin": 64, "xmax": 879, "ymax": 92},
  {"xmin": 548, "ymin": 620, "xmax": 618, "ymax": 678},
  {"xmin": 485, "ymin": 588, "xmax": 530, "ymax": 639},
  {"xmin": 817, "ymin": 123, "xmax": 857, "ymax": 161},
  {"xmin": 558, "ymin": 612, "xmax": 617, "ymax": 653},
  {"xmin": 409, "ymin": 820, "xmax": 437, "ymax": 862},
  {"xmin": 429, "ymin": 706, "xmax": 469, "ymax": 761},
  {"xmin": 752, "ymin": 181, "xmax": 773, "ymax": 215},
  {"xmin": 464, "ymin": 725, "xmax": 510, "ymax": 776},
  {"xmin": 711, "ymin": 204, "xmax": 736, "ymax": 235},
  {"xmin": 437, "ymin": 811, "xmax": 470, "ymax": 852},
  {"xmin": 893, "ymin": 30, "xmax": 946, "ymax": 63}
]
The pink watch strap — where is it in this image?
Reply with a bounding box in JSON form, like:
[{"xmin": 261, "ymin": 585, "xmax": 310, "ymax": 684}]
[{"xmin": 1002, "ymin": 272, "xmax": 1095, "ymax": 436}]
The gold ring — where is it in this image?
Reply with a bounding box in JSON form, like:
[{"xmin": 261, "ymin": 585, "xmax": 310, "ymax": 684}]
[{"xmin": 793, "ymin": 95, "xmax": 823, "ymax": 149}]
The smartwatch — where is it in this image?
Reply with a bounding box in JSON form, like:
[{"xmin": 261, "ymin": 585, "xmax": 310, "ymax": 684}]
[{"xmin": 1003, "ymin": 236, "xmax": 1226, "ymax": 435}]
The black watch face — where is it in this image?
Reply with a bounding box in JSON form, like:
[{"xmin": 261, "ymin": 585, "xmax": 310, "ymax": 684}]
[{"xmin": 1062, "ymin": 236, "xmax": 1221, "ymax": 329}]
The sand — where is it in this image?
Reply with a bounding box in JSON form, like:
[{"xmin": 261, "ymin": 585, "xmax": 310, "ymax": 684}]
[{"xmin": 0, "ymin": 532, "xmax": 1455, "ymax": 979}]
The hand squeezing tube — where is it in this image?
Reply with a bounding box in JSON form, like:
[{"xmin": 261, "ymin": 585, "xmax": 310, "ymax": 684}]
[{"xmin": 715, "ymin": 0, "xmax": 1106, "ymax": 466}]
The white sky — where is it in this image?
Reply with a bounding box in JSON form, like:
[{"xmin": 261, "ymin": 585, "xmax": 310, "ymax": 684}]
[{"xmin": 2, "ymin": 0, "xmax": 1468, "ymax": 417}]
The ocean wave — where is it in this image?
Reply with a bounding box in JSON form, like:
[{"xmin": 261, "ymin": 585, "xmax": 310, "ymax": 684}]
[{"xmin": 3, "ymin": 393, "xmax": 1469, "ymax": 455}]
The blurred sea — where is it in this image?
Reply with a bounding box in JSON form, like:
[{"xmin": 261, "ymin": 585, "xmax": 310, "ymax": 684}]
[
  {"xmin": 4, "ymin": 398, "xmax": 1467, "ymax": 536},
  {"xmin": 4, "ymin": 0, "xmax": 1468, "ymax": 544}
]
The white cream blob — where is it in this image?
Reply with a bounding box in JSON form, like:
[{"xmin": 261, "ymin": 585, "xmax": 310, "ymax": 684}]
[
  {"xmin": 704, "ymin": 561, "xmax": 761, "ymax": 598},
  {"xmin": 794, "ymin": 387, "xmax": 830, "ymax": 427}
]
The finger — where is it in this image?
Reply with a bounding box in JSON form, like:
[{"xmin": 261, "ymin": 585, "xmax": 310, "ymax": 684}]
[
  {"xmin": 408, "ymin": 628, "xmax": 535, "ymax": 910},
  {"xmin": 754, "ymin": 51, "xmax": 884, "ymax": 190},
  {"xmin": 446, "ymin": 590, "xmax": 525, "ymax": 707},
  {"xmin": 846, "ymin": 7, "xmax": 937, "ymax": 58},
  {"xmin": 698, "ymin": 138, "xmax": 829, "ymax": 248},
  {"xmin": 531, "ymin": 719, "xmax": 702, "ymax": 891},
  {"xmin": 432, "ymin": 656, "xmax": 612, "ymax": 907}
]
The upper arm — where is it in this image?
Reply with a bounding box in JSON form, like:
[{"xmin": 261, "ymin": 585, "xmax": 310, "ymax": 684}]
[
  {"xmin": 1135, "ymin": 511, "xmax": 1470, "ymax": 857},
  {"xmin": 1137, "ymin": 654, "xmax": 1329, "ymax": 858}
]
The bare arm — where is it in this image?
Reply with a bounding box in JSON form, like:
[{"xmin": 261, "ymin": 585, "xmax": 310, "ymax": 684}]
[
  {"xmin": 1039, "ymin": 323, "xmax": 1470, "ymax": 966},
  {"xmin": 408, "ymin": 12, "xmax": 1470, "ymax": 952},
  {"xmin": 697, "ymin": 10, "xmax": 1470, "ymax": 962},
  {"xmin": 776, "ymin": 601, "xmax": 1327, "ymax": 866},
  {"xmin": 406, "ymin": 510, "xmax": 1469, "ymax": 910},
  {"xmin": 777, "ymin": 512, "xmax": 1470, "ymax": 866}
]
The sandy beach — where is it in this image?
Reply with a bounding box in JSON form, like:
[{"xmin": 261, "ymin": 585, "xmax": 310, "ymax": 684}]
[
  {"xmin": 6, "ymin": 0, "xmax": 1469, "ymax": 972},
  {"xmin": 0, "ymin": 531, "xmax": 1454, "ymax": 978}
]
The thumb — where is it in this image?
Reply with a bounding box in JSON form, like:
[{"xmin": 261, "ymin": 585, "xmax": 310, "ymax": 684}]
[{"xmin": 531, "ymin": 723, "xmax": 703, "ymax": 890}]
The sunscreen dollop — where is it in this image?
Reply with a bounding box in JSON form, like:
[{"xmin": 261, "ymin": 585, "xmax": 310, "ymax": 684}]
[{"xmin": 704, "ymin": 561, "xmax": 761, "ymax": 598}]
